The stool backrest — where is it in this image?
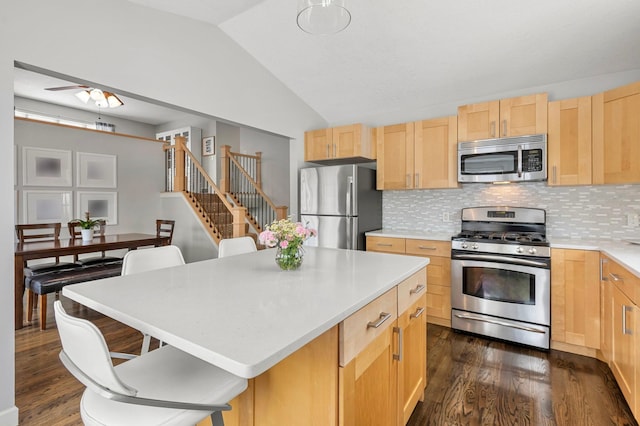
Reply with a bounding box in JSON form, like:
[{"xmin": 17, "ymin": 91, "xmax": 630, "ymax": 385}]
[
  {"xmin": 218, "ymin": 236, "xmax": 257, "ymax": 258},
  {"xmin": 15, "ymin": 223, "xmax": 62, "ymax": 243},
  {"xmin": 121, "ymin": 245, "xmax": 185, "ymax": 276},
  {"xmin": 54, "ymin": 301, "xmax": 137, "ymax": 396}
]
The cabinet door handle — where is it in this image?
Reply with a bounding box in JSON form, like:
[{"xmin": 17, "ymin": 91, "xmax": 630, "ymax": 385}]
[
  {"xmin": 609, "ymin": 273, "xmax": 623, "ymax": 282},
  {"xmin": 502, "ymin": 119, "xmax": 507, "ymax": 137},
  {"xmin": 326, "ymin": 144, "xmax": 330, "ymax": 158},
  {"xmin": 600, "ymin": 258, "xmax": 609, "ymax": 281},
  {"xmin": 333, "ymin": 143, "xmax": 336, "ymax": 157},
  {"xmin": 410, "ymin": 284, "xmax": 426, "ymax": 295},
  {"xmin": 415, "ymin": 173, "xmax": 419, "ymax": 187},
  {"xmin": 393, "ymin": 326, "xmax": 402, "ymax": 361},
  {"xmin": 622, "ymin": 305, "xmax": 633, "ymax": 335},
  {"xmin": 490, "ymin": 121, "xmax": 496, "ymax": 138},
  {"xmin": 552, "ymin": 165, "xmax": 557, "ymax": 184},
  {"xmin": 406, "ymin": 174, "xmax": 411, "ymax": 188},
  {"xmin": 367, "ymin": 312, "xmax": 391, "ymax": 329},
  {"xmin": 410, "ymin": 307, "xmax": 425, "ymax": 319},
  {"xmin": 376, "ymin": 243, "xmax": 393, "ymax": 247},
  {"xmin": 417, "ymin": 246, "xmax": 437, "ymax": 251}
]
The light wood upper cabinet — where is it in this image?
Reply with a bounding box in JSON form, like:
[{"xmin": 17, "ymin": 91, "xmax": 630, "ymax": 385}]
[
  {"xmin": 547, "ymin": 96, "xmax": 592, "ymax": 186},
  {"xmin": 457, "ymin": 93, "xmax": 548, "ymax": 142},
  {"xmin": 414, "ymin": 116, "xmax": 458, "ymax": 189},
  {"xmin": 304, "ymin": 124, "xmax": 374, "ymax": 163},
  {"xmin": 550, "ymin": 249, "xmax": 600, "ymax": 350},
  {"xmin": 376, "ymin": 122, "xmax": 414, "ymax": 190},
  {"xmin": 377, "ymin": 117, "xmax": 458, "ymax": 190},
  {"xmin": 593, "ymin": 81, "xmax": 640, "ymax": 184}
]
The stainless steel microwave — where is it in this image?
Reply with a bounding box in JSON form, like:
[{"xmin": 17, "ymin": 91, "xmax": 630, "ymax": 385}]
[{"xmin": 458, "ymin": 134, "xmax": 547, "ymax": 183}]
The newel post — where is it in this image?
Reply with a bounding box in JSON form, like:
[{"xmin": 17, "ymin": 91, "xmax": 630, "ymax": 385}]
[
  {"xmin": 173, "ymin": 135, "xmax": 186, "ymax": 192},
  {"xmin": 275, "ymin": 206, "xmax": 288, "ymax": 220},
  {"xmin": 255, "ymin": 151, "xmax": 262, "ymax": 189},
  {"xmin": 231, "ymin": 206, "xmax": 247, "ymax": 237},
  {"xmin": 220, "ymin": 145, "xmax": 231, "ymax": 193}
]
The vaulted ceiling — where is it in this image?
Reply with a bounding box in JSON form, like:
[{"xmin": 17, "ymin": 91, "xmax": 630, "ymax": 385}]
[{"xmin": 16, "ymin": 0, "xmax": 640, "ymax": 127}]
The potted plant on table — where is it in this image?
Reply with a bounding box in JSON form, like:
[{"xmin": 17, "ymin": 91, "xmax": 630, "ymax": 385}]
[{"xmin": 75, "ymin": 211, "xmax": 101, "ymax": 241}]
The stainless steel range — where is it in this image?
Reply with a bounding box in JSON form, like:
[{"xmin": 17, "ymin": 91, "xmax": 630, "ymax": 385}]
[{"xmin": 450, "ymin": 206, "xmax": 551, "ymax": 349}]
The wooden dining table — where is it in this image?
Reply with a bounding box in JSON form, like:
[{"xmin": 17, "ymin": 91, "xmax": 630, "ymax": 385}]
[{"xmin": 14, "ymin": 233, "xmax": 170, "ymax": 330}]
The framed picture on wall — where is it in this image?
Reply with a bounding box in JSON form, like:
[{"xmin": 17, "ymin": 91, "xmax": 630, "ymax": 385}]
[
  {"xmin": 202, "ymin": 136, "xmax": 215, "ymax": 156},
  {"xmin": 76, "ymin": 191, "xmax": 118, "ymax": 225},
  {"xmin": 22, "ymin": 190, "xmax": 73, "ymax": 224},
  {"xmin": 22, "ymin": 147, "xmax": 72, "ymax": 187},
  {"xmin": 77, "ymin": 152, "xmax": 117, "ymax": 188}
]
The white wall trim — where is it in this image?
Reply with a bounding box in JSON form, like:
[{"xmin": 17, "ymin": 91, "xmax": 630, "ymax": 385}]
[{"xmin": 0, "ymin": 406, "xmax": 19, "ymax": 426}]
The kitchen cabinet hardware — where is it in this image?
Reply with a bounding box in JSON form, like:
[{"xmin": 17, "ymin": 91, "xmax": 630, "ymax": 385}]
[
  {"xmin": 622, "ymin": 305, "xmax": 633, "ymax": 335},
  {"xmin": 409, "ymin": 284, "xmax": 425, "ymax": 295},
  {"xmin": 418, "ymin": 245, "xmax": 437, "ymax": 250},
  {"xmin": 609, "ymin": 272, "xmax": 623, "ymax": 282},
  {"xmin": 393, "ymin": 326, "xmax": 402, "ymax": 361},
  {"xmin": 410, "ymin": 307, "xmax": 425, "ymax": 319},
  {"xmin": 367, "ymin": 312, "xmax": 392, "ymax": 329}
]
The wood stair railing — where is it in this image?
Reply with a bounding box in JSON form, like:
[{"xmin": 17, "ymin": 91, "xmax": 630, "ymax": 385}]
[
  {"xmin": 163, "ymin": 136, "xmax": 247, "ymax": 244},
  {"xmin": 220, "ymin": 145, "xmax": 287, "ymax": 233}
]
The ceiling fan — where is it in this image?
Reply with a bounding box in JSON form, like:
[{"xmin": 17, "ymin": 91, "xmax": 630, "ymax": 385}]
[{"xmin": 45, "ymin": 85, "xmax": 124, "ymax": 108}]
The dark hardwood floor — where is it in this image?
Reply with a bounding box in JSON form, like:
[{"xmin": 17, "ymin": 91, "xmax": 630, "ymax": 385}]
[
  {"xmin": 408, "ymin": 324, "xmax": 637, "ymax": 426},
  {"xmin": 16, "ymin": 299, "xmax": 638, "ymax": 425}
]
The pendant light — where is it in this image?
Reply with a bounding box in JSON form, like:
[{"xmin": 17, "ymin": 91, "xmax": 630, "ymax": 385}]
[{"xmin": 297, "ymin": 0, "xmax": 351, "ymax": 35}]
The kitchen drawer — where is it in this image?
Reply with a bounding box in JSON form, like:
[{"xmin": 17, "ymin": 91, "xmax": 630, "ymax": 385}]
[
  {"xmin": 339, "ymin": 287, "xmax": 398, "ymax": 366},
  {"xmin": 608, "ymin": 259, "xmax": 640, "ymax": 305},
  {"xmin": 366, "ymin": 236, "xmax": 406, "ymax": 254},
  {"xmin": 426, "ymin": 255, "xmax": 451, "ymax": 287},
  {"xmin": 405, "ymin": 239, "xmax": 451, "ymax": 257},
  {"xmin": 398, "ymin": 268, "xmax": 427, "ymax": 315}
]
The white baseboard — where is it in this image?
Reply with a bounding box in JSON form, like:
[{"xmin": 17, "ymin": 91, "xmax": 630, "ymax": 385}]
[{"xmin": 0, "ymin": 406, "xmax": 18, "ymax": 426}]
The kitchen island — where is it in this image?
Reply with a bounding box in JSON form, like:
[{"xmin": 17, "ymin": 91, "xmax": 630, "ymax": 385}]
[{"xmin": 63, "ymin": 246, "xmax": 429, "ymax": 425}]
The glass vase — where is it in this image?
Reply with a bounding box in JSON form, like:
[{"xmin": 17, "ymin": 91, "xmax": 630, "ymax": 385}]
[{"xmin": 275, "ymin": 245, "xmax": 304, "ymax": 271}]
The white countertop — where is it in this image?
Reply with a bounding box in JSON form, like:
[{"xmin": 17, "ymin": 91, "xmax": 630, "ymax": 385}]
[
  {"xmin": 63, "ymin": 247, "xmax": 429, "ymax": 378},
  {"xmin": 366, "ymin": 229, "xmax": 640, "ymax": 279}
]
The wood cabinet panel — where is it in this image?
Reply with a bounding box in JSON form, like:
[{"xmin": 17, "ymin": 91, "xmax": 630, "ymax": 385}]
[
  {"xmin": 593, "ymin": 81, "xmax": 640, "ymax": 184},
  {"xmin": 548, "ymin": 96, "xmax": 592, "ymax": 186},
  {"xmin": 551, "ymin": 249, "xmax": 600, "ymax": 349},
  {"xmin": 376, "ymin": 123, "xmax": 414, "ymax": 189},
  {"xmin": 600, "ymin": 255, "xmax": 613, "ymax": 362},
  {"xmin": 304, "ymin": 128, "xmax": 332, "ymax": 162},
  {"xmin": 304, "ymin": 124, "xmax": 374, "ymax": 163},
  {"xmin": 413, "ymin": 116, "xmax": 458, "ymax": 189},
  {"xmin": 611, "ymin": 284, "xmax": 637, "ymax": 416},
  {"xmin": 397, "ymin": 269, "xmax": 427, "ymax": 316},
  {"xmin": 405, "ymin": 239, "xmax": 451, "ymax": 257},
  {"xmin": 366, "ymin": 236, "xmax": 406, "ymax": 254},
  {"xmin": 457, "ymin": 100, "xmax": 500, "ymax": 141}
]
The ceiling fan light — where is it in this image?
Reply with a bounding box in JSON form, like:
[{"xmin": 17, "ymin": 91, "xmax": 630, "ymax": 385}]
[
  {"xmin": 89, "ymin": 88, "xmax": 105, "ymax": 101},
  {"xmin": 75, "ymin": 90, "xmax": 91, "ymax": 104},
  {"xmin": 297, "ymin": 0, "xmax": 351, "ymax": 35},
  {"xmin": 95, "ymin": 98, "xmax": 109, "ymax": 108},
  {"xmin": 105, "ymin": 92, "xmax": 123, "ymax": 108}
]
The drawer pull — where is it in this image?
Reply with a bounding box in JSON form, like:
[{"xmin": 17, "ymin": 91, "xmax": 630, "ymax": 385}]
[
  {"xmin": 367, "ymin": 312, "xmax": 392, "ymax": 329},
  {"xmin": 623, "ymin": 305, "xmax": 633, "ymax": 335},
  {"xmin": 418, "ymin": 246, "xmax": 437, "ymax": 250},
  {"xmin": 409, "ymin": 284, "xmax": 426, "ymax": 295},
  {"xmin": 410, "ymin": 307, "xmax": 425, "ymax": 319},
  {"xmin": 376, "ymin": 243, "xmax": 393, "ymax": 247},
  {"xmin": 609, "ymin": 273, "xmax": 623, "ymax": 282}
]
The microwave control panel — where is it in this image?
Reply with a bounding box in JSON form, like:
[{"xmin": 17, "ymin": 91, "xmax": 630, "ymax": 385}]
[{"xmin": 522, "ymin": 149, "xmax": 543, "ymax": 172}]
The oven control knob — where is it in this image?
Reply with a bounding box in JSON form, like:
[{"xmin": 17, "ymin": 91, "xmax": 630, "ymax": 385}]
[
  {"xmin": 528, "ymin": 248, "xmax": 537, "ymax": 255},
  {"xmin": 516, "ymin": 247, "xmax": 524, "ymax": 254},
  {"xmin": 461, "ymin": 242, "xmax": 468, "ymax": 249},
  {"xmin": 472, "ymin": 243, "xmax": 479, "ymax": 250}
]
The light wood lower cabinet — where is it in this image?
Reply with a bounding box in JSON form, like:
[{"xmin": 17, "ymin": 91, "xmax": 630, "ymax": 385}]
[
  {"xmin": 550, "ymin": 249, "xmax": 600, "ymax": 351},
  {"xmin": 367, "ymin": 236, "xmax": 451, "ymax": 327}
]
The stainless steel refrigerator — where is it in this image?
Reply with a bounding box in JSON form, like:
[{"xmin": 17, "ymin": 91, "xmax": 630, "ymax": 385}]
[{"xmin": 300, "ymin": 165, "xmax": 382, "ymax": 250}]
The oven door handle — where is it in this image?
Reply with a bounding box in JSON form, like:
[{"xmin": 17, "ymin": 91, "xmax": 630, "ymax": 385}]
[
  {"xmin": 454, "ymin": 313, "xmax": 547, "ymax": 334},
  {"xmin": 453, "ymin": 253, "xmax": 548, "ymax": 268}
]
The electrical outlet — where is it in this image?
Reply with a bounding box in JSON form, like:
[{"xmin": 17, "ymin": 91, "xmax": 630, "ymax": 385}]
[
  {"xmin": 442, "ymin": 212, "xmax": 450, "ymax": 222},
  {"xmin": 627, "ymin": 213, "xmax": 640, "ymax": 227}
]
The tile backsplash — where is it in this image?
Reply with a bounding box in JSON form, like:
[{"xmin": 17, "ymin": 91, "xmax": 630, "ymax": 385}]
[{"xmin": 382, "ymin": 182, "xmax": 640, "ymax": 241}]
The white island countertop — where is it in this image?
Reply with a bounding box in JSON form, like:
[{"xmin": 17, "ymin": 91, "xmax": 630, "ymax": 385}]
[{"xmin": 63, "ymin": 247, "xmax": 429, "ymax": 378}]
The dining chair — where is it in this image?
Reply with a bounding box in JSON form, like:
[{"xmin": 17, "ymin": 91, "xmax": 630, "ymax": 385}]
[
  {"xmin": 121, "ymin": 245, "xmax": 185, "ymax": 353},
  {"xmin": 68, "ymin": 220, "xmax": 123, "ymax": 266},
  {"xmin": 156, "ymin": 219, "xmax": 176, "ymax": 245},
  {"xmin": 218, "ymin": 236, "xmax": 257, "ymax": 258},
  {"xmin": 16, "ymin": 223, "xmax": 81, "ymax": 275},
  {"xmin": 54, "ymin": 301, "xmax": 247, "ymax": 426}
]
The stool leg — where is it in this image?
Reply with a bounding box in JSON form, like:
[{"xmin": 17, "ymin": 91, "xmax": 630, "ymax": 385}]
[
  {"xmin": 39, "ymin": 294, "xmax": 47, "ymax": 331},
  {"xmin": 26, "ymin": 289, "xmax": 35, "ymax": 323}
]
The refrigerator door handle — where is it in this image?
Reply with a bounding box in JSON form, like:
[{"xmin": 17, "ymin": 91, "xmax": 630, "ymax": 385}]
[
  {"xmin": 346, "ymin": 216, "xmax": 353, "ymax": 250},
  {"xmin": 346, "ymin": 176, "xmax": 354, "ymax": 217}
]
